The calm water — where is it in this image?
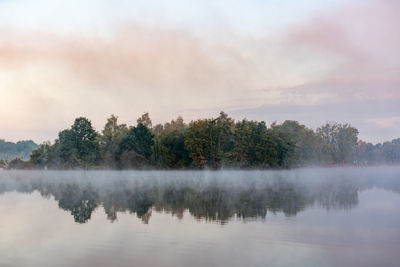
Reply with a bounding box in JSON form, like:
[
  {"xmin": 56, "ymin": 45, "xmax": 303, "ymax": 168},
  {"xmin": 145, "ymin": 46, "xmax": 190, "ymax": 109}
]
[{"xmin": 0, "ymin": 167, "xmax": 399, "ymax": 267}]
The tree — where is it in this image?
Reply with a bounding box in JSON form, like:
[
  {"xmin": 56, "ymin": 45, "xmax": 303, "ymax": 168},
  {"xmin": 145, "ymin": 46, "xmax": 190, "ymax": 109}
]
[
  {"xmin": 151, "ymin": 137, "xmax": 171, "ymax": 167},
  {"xmin": 231, "ymin": 120, "xmax": 295, "ymax": 168},
  {"xmin": 232, "ymin": 119, "xmax": 263, "ymax": 166},
  {"xmin": 22, "ymin": 113, "xmax": 378, "ymax": 169},
  {"xmin": 119, "ymin": 123, "xmax": 154, "ymax": 160},
  {"xmin": 137, "ymin": 112, "xmax": 152, "ymax": 129},
  {"xmin": 162, "ymin": 116, "xmax": 186, "ymax": 132},
  {"xmin": 272, "ymin": 120, "xmax": 319, "ymax": 166},
  {"xmin": 58, "ymin": 117, "xmax": 99, "ymax": 167},
  {"xmin": 151, "ymin": 116, "xmax": 190, "ymax": 168},
  {"xmin": 185, "ymin": 112, "xmax": 234, "ymax": 168},
  {"xmin": 8, "ymin": 158, "xmax": 31, "ymax": 169},
  {"xmin": 317, "ymin": 122, "xmax": 358, "ymax": 164},
  {"xmin": 58, "ymin": 129, "xmax": 78, "ymax": 166},
  {"xmin": 382, "ymin": 138, "xmax": 400, "ymax": 164},
  {"xmin": 30, "ymin": 141, "xmax": 51, "ymax": 167},
  {"xmin": 0, "ymin": 139, "xmax": 39, "ymax": 161},
  {"xmin": 100, "ymin": 115, "xmax": 128, "ymax": 167},
  {"xmin": 156, "ymin": 129, "xmax": 191, "ymax": 168},
  {"xmin": 264, "ymin": 127, "xmax": 295, "ymax": 167}
]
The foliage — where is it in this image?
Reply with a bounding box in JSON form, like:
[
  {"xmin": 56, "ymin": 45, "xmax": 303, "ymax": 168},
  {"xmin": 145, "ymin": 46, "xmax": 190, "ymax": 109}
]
[
  {"xmin": 58, "ymin": 117, "xmax": 99, "ymax": 167},
  {"xmin": 151, "ymin": 116, "xmax": 190, "ymax": 168},
  {"xmin": 119, "ymin": 123, "xmax": 154, "ymax": 159},
  {"xmin": 272, "ymin": 120, "xmax": 319, "ymax": 166},
  {"xmin": 184, "ymin": 112, "xmax": 234, "ymax": 168},
  {"xmin": 20, "ymin": 111, "xmax": 400, "ymax": 169},
  {"xmin": 0, "ymin": 139, "xmax": 39, "ymax": 161},
  {"xmin": 354, "ymin": 138, "xmax": 400, "ymax": 165},
  {"xmin": 99, "ymin": 115, "xmax": 128, "ymax": 168},
  {"xmin": 137, "ymin": 112, "xmax": 152, "ymax": 129},
  {"xmin": 232, "ymin": 120, "xmax": 293, "ymax": 167},
  {"xmin": 8, "ymin": 158, "xmax": 31, "ymax": 169},
  {"xmin": 154, "ymin": 130, "xmax": 191, "ymax": 168},
  {"xmin": 30, "ymin": 141, "xmax": 52, "ymax": 166},
  {"xmin": 317, "ymin": 123, "xmax": 359, "ymax": 164}
]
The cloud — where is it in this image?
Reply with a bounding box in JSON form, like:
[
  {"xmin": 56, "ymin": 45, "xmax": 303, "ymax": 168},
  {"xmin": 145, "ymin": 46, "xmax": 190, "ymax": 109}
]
[
  {"xmin": 286, "ymin": 0, "xmax": 400, "ymax": 99},
  {"xmin": 0, "ymin": 23, "xmax": 330, "ymax": 142},
  {"xmin": 0, "ymin": 0, "xmax": 399, "ymax": 143}
]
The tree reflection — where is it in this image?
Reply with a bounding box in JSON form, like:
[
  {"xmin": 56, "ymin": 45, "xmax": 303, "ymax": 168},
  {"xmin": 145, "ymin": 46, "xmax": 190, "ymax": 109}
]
[
  {"xmin": 57, "ymin": 184, "xmax": 99, "ymax": 223},
  {"xmin": 0, "ymin": 169, "xmax": 399, "ymax": 224},
  {"xmin": 316, "ymin": 181, "xmax": 359, "ymax": 210}
]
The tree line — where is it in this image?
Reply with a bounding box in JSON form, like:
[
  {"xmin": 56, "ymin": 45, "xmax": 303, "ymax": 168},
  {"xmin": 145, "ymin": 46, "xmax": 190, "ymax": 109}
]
[
  {"xmin": 2, "ymin": 111, "xmax": 399, "ymax": 169},
  {"xmin": 0, "ymin": 139, "xmax": 38, "ymax": 161},
  {"xmin": 354, "ymin": 139, "xmax": 400, "ymax": 165}
]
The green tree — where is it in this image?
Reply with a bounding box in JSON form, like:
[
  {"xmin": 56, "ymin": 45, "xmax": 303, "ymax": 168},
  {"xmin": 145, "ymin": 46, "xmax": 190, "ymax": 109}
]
[
  {"xmin": 151, "ymin": 116, "xmax": 190, "ymax": 168},
  {"xmin": 158, "ymin": 130, "xmax": 191, "ymax": 168},
  {"xmin": 272, "ymin": 120, "xmax": 319, "ymax": 166},
  {"xmin": 30, "ymin": 141, "xmax": 51, "ymax": 167},
  {"xmin": 232, "ymin": 119, "xmax": 263, "ymax": 166},
  {"xmin": 185, "ymin": 112, "xmax": 234, "ymax": 168},
  {"xmin": 119, "ymin": 123, "xmax": 154, "ymax": 159},
  {"xmin": 232, "ymin": 120, "xmax": 295, "ymax": 168},
  {"xmin": 59, "ymin": 117, "xmax": 99, "ymax": 167},
  {"xmin": 151, "ymin": 137, "xmax": 171, "ymax": 167},
  {"xmin": 317, "ymin": 122, "xmax": 358, "ymax": 164},
  {"xmin": 99, "ymin": 115, "xmax": 128, "ymax": 167}
]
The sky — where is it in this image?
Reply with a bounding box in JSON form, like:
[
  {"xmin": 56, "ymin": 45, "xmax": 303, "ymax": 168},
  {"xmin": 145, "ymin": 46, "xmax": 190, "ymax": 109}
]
[{"xmin": 0, "ymin": 0, "xmax": 399, "ymax": 143}]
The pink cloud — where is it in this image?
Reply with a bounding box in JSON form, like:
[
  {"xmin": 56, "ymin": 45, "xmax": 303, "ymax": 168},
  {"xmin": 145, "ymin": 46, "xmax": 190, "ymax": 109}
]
[{"xmin": 287, "ymin": 0, "xmax": 400, "ymax": 98}]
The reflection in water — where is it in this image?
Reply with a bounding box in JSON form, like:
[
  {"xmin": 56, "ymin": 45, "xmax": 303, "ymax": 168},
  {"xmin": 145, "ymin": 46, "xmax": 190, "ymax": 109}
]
[
  {"xmin": 57, "ymin": 184, "xmax": 99, "ymax": 223},
  {"xmin": 1, "ymin": 167, "xmax": 399, "ymax": 224}
]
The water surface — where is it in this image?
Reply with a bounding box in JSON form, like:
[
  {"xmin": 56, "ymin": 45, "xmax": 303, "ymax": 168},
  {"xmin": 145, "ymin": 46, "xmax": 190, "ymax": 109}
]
[{"xmin": 0, "ymin": 167, "xmax": 399, "ymax": 267}]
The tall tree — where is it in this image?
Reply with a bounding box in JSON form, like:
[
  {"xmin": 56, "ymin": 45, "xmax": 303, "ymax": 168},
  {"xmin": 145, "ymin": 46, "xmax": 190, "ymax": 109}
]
[
  {"xmin": 185, "ymin": 112, "xmax": 234, "ymax": 168},
  {"xmin": 59, "ymin": 117, "xmax": 99, "ymax": 167},
  {"xmin": 272, "ymin": 120, "xmax": 319, "ymax": 166},
  {"xmin": 233, "ymin": 120, "xmax": 294, "ymax": 168},
  {"xmin": 30, "ymin": 141, "xmax": 51, "ymax": 167},
  {"xmin": 151, "ymin": 116, "xmax": 189, "ymax": 168},
  {"xmin": 155, "ymin": 129, "xmax": 191, "ymax": 168},
  {"xmin": 119, "ymin": 123, "xmax": 154, "ymax": 159},
  {"xmin": 232, "ymin": 119, "xmax": 262, "ymax": 166},
  {"xmin": 317, "ymin": 122, "xmax": 358, "ymax": 164},
  {"xmin": 100, "ymin": 115, "xmax": 127, "ymax": 167},
  {"xmin": 137, "ymin": 112, "xmax": 152, "ymax": 129}
]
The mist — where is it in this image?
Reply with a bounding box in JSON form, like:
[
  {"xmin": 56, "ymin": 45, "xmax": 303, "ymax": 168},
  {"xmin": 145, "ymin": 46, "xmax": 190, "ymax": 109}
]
[{"xmin": 1, "ymin": 167, "xmax": 399, "ymax": 224}]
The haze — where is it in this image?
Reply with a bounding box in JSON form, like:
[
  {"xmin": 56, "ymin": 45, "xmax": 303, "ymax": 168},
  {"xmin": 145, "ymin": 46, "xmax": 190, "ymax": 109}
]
[{"xmin": 0, "ymin": 0, "xmax": 399, "ymax": 143}]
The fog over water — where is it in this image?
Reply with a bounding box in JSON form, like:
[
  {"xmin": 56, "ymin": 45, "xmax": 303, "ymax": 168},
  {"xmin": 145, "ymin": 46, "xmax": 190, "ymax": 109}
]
[{"xmin": 0, "ymin": 167, "xmax": 400, "ymax": 267}]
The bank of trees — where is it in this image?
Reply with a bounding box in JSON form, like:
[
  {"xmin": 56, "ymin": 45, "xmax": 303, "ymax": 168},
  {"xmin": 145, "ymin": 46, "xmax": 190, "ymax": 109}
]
[
  {"xmin": 354, "ymin": 138, "xmax": 400, "ymax": 165},
  {"xmin": 0, "ymin": 139, "xmax": 39, "ymax": 161},
  {"xmin": 24, "ymin": 112, "xmax": 371, "ymax": 169}
]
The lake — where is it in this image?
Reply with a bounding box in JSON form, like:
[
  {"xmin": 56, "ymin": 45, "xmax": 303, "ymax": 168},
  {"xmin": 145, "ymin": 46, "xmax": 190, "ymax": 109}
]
[{"xmin": 0, "ymin": 167, "xmax": 399, "ymax": 267}]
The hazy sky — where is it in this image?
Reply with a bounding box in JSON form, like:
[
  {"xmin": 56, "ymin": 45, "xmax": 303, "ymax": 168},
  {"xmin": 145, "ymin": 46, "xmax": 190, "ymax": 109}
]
[{"xmin": 0, "ymin": 0, "xmax": 399, "ymax": 143}]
